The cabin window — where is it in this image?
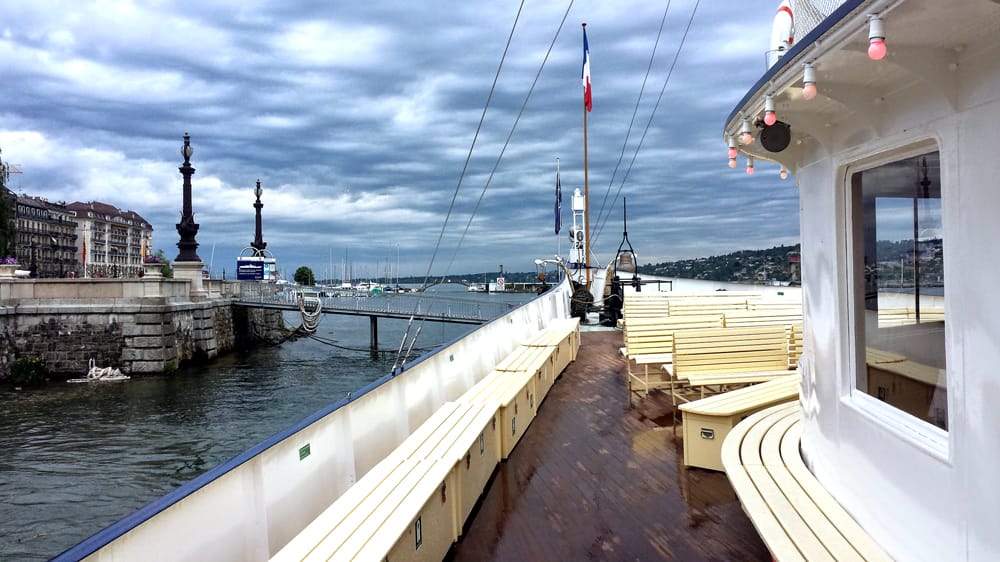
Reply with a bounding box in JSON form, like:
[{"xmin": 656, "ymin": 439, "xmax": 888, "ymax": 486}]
[{"xmin": 851, "ymin": 150, "xmax": 947, "ymax": 430}]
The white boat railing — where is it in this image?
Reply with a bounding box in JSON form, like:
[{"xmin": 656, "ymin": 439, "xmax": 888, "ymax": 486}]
[{"xmin": 53, "ymin": 278, "xmax": 572, "ymax": 562}]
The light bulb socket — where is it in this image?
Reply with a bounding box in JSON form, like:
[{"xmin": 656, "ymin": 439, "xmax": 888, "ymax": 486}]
[
  {"xmin": 803, "ymin": 63, "xmax": 816, "ymax": 84},
  {"xmin": 739, "ymin": 118, "xmax": 754, "ymax": 144},
  {"xmin": 868, "ymin": 15, "xmax": 885, "ymax": 42},
  {"xmin": 764, "ymin": 95, "xmax": 775, "ymax": 113}
]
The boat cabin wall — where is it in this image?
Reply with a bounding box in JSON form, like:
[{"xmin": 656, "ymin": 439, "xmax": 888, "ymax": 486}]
[{"xmin": 795, "ymin": 38, "xmax": 1000, "ymax": 560}]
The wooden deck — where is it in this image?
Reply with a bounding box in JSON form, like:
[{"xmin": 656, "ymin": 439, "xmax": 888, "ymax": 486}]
[{"xmin": 449, "ymin": 330, "xmax": 769, "ymax": 561}]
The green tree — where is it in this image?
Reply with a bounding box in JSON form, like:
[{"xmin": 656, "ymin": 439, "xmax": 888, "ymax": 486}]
[{"xmin": 294, "ymin": 266, "xmax": 315, "ymax": 286}]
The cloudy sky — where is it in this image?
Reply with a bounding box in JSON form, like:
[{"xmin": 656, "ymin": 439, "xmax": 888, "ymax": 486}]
[{"xmin": 0, "ymin": 0, "xmax": 798, "ymax": 281}]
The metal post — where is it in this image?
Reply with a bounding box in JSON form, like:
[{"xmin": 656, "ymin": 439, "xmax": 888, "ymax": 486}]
[{"xmin": 370, "ymin": 315, "xmax": 378, "ymax": 355}]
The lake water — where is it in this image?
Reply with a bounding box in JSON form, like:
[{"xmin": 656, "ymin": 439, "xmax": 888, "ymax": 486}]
[{"xmin": 0, "ymin": 286, "xmax": 533, "ymax": 560}]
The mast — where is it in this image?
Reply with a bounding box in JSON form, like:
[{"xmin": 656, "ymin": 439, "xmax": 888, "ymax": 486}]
[{"xmin": 582, "ymin": 22, "xmax": 592, "ymax": 290}]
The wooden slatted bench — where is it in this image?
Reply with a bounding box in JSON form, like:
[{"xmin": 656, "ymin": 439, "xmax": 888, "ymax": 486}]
[
  {"xmin": 723, "ymin": 309, "xmax": 802, "ymax": 328},
  {"xmin": 432, "ymin": 403, "xmax": 500, "ymax": 539},
  {"xmin": 334, "ymin": 456, "xmax": 455, "ymax": 561},
  {"xmin": 678, "ymin": 375, "xmax": 799, "ymax": 471},
  {"xmin": 786, "ymin": 324, "xmax": 803, "ymax": 370},
  {"xmin": 664, "ymin": 325, "xmax": 798, "ymax": 404},
  {"xmin": 875, "ymin": 307, "xmax": 912, "ymax": 327},
  {"xmin": 273, "ymin": 393, "xmax": 510, "ymax": 561},
  {"xmin": 495, "ymin": 344, "xmax": 555, "ymax": 404},
  {"xmin": 460, "ymin": 370, "xmax": 535, "ymax": 460},
  {"xmin": 721, "ymin": 403, "xmax": 892, "ymax": 562},
  {"xmin": 271, "ymin": 452, "xmax": 413, "ymax": 561},
  {"xmin": 620, "ymin": 314, "xmax": 725, "ymax": 397},
  {"xmin": 272, "ymin": 401, "xmax": 481, "ymax": 561},
  {"xmin": 523, "ymin": 317, "xmax": 581, "ymax": 387},
  {"xmin": 748, "ymin": 299, "xmax": 802, "ymax": 311},
  {"xmin": 877, "ymin": 306, "xmax": 944, "ymax": 327},
  {"xmin": 667, "ymin": 299, "xmax": 751, "ymax": 317}
]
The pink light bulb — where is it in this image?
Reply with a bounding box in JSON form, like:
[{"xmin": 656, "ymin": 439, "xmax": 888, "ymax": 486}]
[
  {"xmin": 780, "ymin": 169, "xmax": 788, "ymax": 180},
  {"xmin": 728, "ymin": 158, "xmax": 737, "ymax": 169},
  {"xmin": 746, "ymin": 164, "xmax": 755, "ymax": 176},
  {"xmin": 868, "ymin": 38, "xmax": 887, "ymax": 60},
  {"xmin": 764, "ymin": 111, "xmax": 777, "ymax": 126},
  {"xmin": 728, "ymin": 147, "xmax": 737, "ymax": 159},
  {"xmin": 802, "ymin": 82, "xmax": 817, "ymax": 100},
  {"xmin": 739, "ymin": 132, "xmax": 754, "ymax": 145}
]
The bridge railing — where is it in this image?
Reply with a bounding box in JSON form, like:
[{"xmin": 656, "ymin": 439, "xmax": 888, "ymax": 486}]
[{"xmin": 228, "ymin": 282, "xmax": 517, "ymax": 322}]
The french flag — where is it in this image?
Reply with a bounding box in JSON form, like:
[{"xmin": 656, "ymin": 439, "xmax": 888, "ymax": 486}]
[{"xmin": 582, "ymin": 23, "xmax": 592, "ymax": 112}]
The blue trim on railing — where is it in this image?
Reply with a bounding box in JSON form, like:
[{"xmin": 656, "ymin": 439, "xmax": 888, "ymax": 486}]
[
  {"xmin": 725, "ymin": 0, "xmax": 866, "ymax": 127},
  {"xmin": 52, "ymin": 282, "xmax": 568, "ymax": 560}
]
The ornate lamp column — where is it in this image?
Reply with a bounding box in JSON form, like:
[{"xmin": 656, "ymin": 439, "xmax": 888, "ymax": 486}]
[
  {"xmin": 250, "ymin": 179, "xmax": 267, "ymax": 256},
  {"xmin": 172, "ymin": 133, "xmax": 206, "ymax": 296},
  {"xmin": 175, "ymin": 132, "xmax": 201, "ymax": 262}
]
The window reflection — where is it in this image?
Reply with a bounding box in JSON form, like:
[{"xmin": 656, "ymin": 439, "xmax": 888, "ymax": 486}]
[{"xmin": 852, "ymin": 151, "xmax": 947, "ymax": 430}]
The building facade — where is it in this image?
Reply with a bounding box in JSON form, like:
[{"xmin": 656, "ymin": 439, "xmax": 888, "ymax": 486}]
[
  {"xmin": 67, "ymin": 201, "xmax": 153, "ymax": 278},
  {"xmin": 15, "ymin": 195, "xmax": 79, "ymax": 278}
]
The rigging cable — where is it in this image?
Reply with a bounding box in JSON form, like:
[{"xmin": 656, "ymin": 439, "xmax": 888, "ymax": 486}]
[
  {"xmin": 591, "ymin": 0, "xmax": 701, "ymax": 247},
  {"xmin": 591, "ymin": 0, "xmax": 673, "ymax": 244},
  {"xmin": 400, "ymin": 1, "xmax": 578, "ymax": 370},
  {"xmin": 392, "ymin": 0, "xmax": 526, "ymax": 373}
]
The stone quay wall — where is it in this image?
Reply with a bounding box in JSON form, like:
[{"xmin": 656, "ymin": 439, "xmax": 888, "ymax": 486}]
[{"xmin": 0, "ymin": 278, "xmax": 286, "ymax": 380}]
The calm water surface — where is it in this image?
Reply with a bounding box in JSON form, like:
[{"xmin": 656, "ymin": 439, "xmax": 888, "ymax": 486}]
[{"xmin": 0, "ymin": 287, "xmax": 532, "ymax": 560}]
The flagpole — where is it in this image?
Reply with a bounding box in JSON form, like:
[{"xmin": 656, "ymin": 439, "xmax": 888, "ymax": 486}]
[
  {"xmin": 582, "ymin": 22, "xmax": 592, "ymax": 291},
  {"xmin": 556, "ymin": 157, "xmax": 561, "ymax": 262}
]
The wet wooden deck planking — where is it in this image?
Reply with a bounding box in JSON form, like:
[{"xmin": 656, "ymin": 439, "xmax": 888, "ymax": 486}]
[{"xmin": 449, "ymin": 330, "xmax": 770, "ymax": 561}]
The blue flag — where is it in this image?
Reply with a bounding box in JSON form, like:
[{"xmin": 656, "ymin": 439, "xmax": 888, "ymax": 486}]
[{"xmin": 555, "ymin": 169, "xmax": 562, "ymax": 235}]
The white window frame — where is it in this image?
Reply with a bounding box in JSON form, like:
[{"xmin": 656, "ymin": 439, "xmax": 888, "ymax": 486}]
[{"xmin": 840, "ymin": 138, "xmax": 951, "ymax": 463}]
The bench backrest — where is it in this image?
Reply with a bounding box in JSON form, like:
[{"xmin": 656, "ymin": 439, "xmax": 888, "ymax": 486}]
[
  {"xmin": 623, "ymin": 314, "xmax": 725, "ymax": 355},
  {"xmin": 878, "ymin": 306, "xmax": 944, "ymax": 326},
  {"xmin": 747, "ymin": 299, "xmax": 802, "ymax": 311},
  {"xmin": 723, "ymin": 309, "xmax": 802, "ymax": 328},
  {"xmin": 673, "ymin": 325, "xmax": 791, "ymax": 375},
  {"xmin": 786, "ymin": 324, "xmax": 803, "ymax": 369}
]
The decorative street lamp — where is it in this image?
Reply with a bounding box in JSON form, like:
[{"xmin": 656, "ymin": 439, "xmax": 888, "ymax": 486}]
[
  {"xmin": 250, "ymin": 179, "xmax": 267, "ymax": 255},
  {"xmin": 175, "ymin": 132, "xmax": 201, "ymax": 262},
  {"xmin": 29, "ymin": 242, "xmax": 37, "ymax": 278}
]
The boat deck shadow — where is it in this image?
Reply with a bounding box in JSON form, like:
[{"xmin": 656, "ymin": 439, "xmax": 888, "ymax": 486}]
[{"xmin": 448, "ymin": 330, "xmax": 769, "ymax": 561}]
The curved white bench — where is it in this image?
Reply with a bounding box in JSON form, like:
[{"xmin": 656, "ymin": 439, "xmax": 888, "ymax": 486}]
[{"xmin": 721, "ymin": 403, "xmax": 892, "ymax": 562}]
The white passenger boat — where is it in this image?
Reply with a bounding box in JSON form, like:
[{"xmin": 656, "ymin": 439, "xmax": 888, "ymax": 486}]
[{"xmin": 724, "ymin": 0, "xmax": 1000, "ymax": 559}]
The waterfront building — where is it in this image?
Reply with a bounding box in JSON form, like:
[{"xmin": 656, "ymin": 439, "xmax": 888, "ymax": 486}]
[
  {"xmin": 67, "ymin": 201, "xmax": 152, "ymax": 278},
  {"xmin": 14, "ymin": 195, "xmax": 79, "ymax": 278}
]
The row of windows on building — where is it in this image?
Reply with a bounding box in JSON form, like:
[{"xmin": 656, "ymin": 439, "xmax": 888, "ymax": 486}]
[{"xmin": 2, "ymin": 189, "xmax": 154, "ymax": 278}]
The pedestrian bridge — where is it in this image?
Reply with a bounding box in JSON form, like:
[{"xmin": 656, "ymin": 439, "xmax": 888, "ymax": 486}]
[{"xmin": 228, "ymin": 283, "xmax": 519, "ymax": 352}]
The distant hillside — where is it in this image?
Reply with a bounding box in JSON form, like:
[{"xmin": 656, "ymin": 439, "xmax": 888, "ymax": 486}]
[
  {"xmin": 637, "ymin": 244, "xmax": 801, "ymax": 283},
  {"xmin": 389, "ymin": 244, "xmax": 803, "ymax": 285}
]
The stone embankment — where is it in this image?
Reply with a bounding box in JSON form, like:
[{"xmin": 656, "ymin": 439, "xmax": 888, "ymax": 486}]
[{"xmin": 0, "ymin": 277, "xmax": 287, "ymax": 380}]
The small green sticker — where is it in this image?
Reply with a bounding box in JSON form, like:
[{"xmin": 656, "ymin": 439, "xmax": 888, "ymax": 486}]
[
  {"xmin": 777, "ymin": 291, "xmax": 784, "ymax": 296},
  {"xmin": 449, "ymin": 354, "xmax": 454, "ymax": 362},
  {"xmin": 299, "ymin": 443, "xmax": 311, "ymax": 461}
]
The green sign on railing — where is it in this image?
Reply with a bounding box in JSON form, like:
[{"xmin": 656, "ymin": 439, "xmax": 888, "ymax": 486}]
[{"xmin": 299, "ymin": 443, "xmax": 311, "ymax": 461}]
